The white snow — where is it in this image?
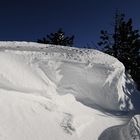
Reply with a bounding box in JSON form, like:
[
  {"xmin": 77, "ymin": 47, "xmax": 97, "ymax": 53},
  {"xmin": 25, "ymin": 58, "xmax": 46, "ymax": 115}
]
[{"xmin": 0, "ymin": 41, "xmax": 139, "ymax": 140}]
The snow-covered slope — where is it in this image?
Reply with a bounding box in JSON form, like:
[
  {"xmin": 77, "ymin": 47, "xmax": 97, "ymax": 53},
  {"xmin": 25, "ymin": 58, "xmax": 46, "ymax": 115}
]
[{"xmin": 0, "ymin": 41, "xmax": 139, "ymax": 140}]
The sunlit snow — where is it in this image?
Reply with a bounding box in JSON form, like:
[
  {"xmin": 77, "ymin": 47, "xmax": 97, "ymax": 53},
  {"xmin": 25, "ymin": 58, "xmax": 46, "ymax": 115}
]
[{"xmin": 0, "ymin": 41, "xmax": 139, "ymax": 140}]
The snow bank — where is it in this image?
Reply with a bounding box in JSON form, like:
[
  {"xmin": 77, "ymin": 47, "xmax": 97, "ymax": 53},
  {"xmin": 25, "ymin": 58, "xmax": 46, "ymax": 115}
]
[
  {"xmin": 2, "ymin": 41, "xmax": 134, "ymax": 111},
  {"xmin": 0, "ymin": 41, "xmax": 139, "ymax": 140}
]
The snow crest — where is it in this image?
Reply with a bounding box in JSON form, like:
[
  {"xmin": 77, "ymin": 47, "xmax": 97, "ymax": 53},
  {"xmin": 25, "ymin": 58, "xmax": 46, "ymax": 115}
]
[{"xmin": 2, "ymin": 41, "xmax": 133, "ymax": 111}]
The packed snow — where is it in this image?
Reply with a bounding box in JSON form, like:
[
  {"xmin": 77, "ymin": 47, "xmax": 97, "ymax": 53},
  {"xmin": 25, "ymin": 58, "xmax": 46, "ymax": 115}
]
[{"xmin": 0, "ymin": 41, "xmax": 139, "ymax": 140}]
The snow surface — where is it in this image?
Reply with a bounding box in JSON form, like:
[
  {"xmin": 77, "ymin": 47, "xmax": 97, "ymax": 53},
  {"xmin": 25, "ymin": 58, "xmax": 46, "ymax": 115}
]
[
  {"xmin": 0, "ymin": 41, "xmax": 139, "ymax": 140},
  {"xmin": 99, "ymin": 115, "xmax": 140, "ymax": 140}
]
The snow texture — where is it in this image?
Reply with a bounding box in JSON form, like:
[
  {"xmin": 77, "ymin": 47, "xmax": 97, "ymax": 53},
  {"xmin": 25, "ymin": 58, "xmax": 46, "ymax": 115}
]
[{"xmin": 0, "ymin": 41, "xmax": 139, "ymax": 140}]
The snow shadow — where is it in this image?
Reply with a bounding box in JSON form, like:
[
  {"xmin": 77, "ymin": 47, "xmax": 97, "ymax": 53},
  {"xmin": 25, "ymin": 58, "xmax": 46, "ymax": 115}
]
[{"xmin": 123, "ymin": 73, "xmax": 140, "ymax": 114}]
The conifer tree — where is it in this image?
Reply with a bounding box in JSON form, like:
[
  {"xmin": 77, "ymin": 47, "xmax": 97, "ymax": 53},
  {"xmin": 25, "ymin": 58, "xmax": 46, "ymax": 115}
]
[
  {"xmin": 98, "ymin": 12, "xmax": 140, "ymax": 89},
  {"xmin": 37, "ymin": 28, "xmax": 74, "ymax": 47}
]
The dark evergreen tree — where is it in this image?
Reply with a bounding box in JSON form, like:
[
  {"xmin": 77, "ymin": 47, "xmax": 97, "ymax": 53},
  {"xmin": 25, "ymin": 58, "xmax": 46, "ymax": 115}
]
[
  {"xmin": 98, "ymin": 12, "xmax": 140, "ymax": 89},
  {"xmin": 37, "ymin": 29, "xmax": 74, "ymax": 47}
]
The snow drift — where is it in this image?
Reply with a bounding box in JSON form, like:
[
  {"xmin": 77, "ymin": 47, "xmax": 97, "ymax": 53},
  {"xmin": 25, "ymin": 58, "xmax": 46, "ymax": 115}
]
[{"xmin": 0, "ymin": 41, "xmax": 139, "ymax": 140}]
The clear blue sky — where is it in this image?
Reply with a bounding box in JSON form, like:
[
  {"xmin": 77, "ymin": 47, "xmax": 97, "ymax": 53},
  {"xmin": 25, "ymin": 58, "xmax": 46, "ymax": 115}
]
[{"xmin": 0, "ymin": 0, "xmax": 140, "ymax": 47}]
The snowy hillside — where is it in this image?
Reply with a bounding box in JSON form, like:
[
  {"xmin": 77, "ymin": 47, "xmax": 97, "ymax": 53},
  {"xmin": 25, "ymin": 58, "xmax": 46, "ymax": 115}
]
[{"xmin": 0, "ymin": 41, "xmax": 139, "ymax": 140}]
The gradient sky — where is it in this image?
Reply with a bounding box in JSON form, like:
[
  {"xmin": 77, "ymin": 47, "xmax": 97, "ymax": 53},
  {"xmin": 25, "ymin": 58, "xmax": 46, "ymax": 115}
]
[{"xmin": 0, "ymin": 0, "xmax": 140, "ymax": 47}]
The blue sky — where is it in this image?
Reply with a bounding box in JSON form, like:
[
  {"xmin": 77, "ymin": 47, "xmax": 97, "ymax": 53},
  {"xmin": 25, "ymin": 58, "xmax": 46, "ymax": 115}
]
[{"xmin": 0, "ymin": 0, "xmax": 140, "ymax": 47}]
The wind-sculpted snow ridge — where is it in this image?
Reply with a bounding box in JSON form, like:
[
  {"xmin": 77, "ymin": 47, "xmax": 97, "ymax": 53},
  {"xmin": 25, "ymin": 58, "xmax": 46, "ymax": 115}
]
[
  {"xmin": 0, "ymin": 41, "xmax": 134, "ymax": 111},
  {"xmin": 0, "ymin": 41, "xmax": 139, "ymax": 140}
]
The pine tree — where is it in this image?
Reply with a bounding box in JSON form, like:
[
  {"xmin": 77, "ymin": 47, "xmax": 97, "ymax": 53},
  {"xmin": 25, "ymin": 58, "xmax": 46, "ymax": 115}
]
[
  {"xmin": 37, "ymin": 29, "xmax": 74, "ymax": 47},
  {"xmin": 98, "ymin": 12, "xmax": 140, "ymax": 89}
]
